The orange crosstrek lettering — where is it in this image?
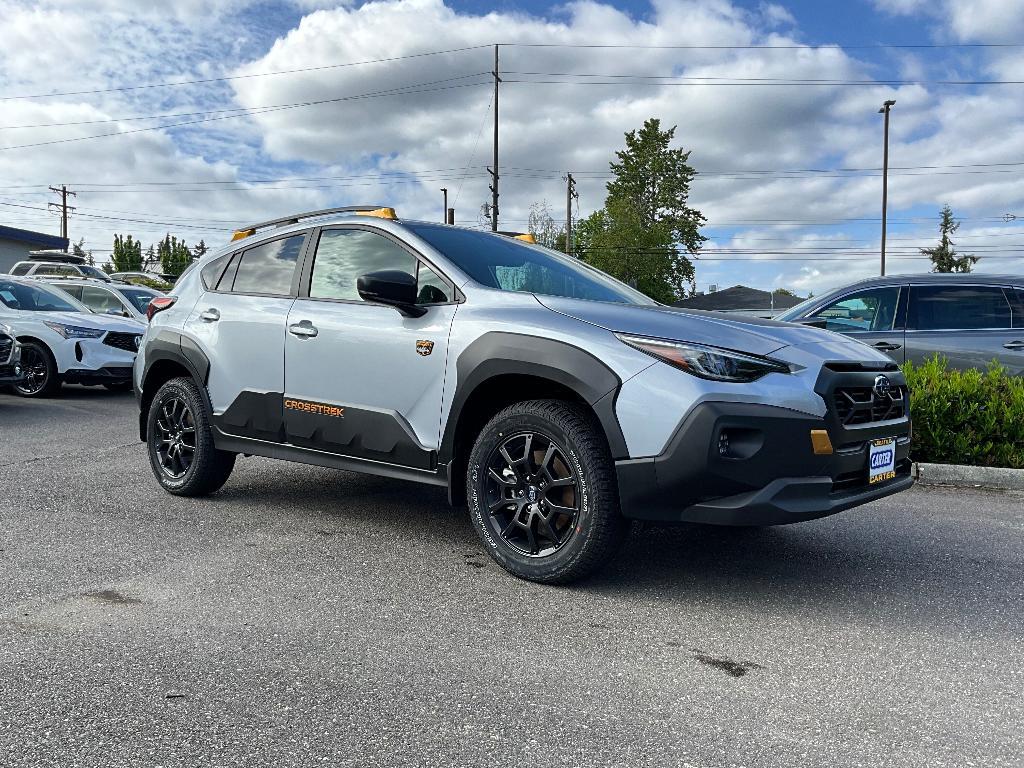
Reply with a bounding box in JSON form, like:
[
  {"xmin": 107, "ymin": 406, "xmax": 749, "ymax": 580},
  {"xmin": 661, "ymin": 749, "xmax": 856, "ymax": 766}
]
[{"xmin": 284, "ymin": 399, "xmax": 345, "ymax": 418}]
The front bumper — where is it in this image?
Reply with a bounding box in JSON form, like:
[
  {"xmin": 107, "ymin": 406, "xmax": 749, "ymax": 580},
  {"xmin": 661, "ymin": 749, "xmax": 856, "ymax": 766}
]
[
  {"xmin": 62, "ymin": 365, "xmax": 134, "ymax": 385},
  {"xmin": 616, "ymin": 368, "xmax": 913, "ymax": 525}
]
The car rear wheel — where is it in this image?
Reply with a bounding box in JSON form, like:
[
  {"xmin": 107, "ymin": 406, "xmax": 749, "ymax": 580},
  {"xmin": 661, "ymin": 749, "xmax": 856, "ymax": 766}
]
[
  {"xmin": 147, "ymin": 376, "xmax": 235, "ymax": 496},
  {"xmin": 466, "ymin": 399, "xmax": 630, "ymax": 584},
  {"xmin": 13, "ymin": 341, "xmax": 60, "ymax": 397}
]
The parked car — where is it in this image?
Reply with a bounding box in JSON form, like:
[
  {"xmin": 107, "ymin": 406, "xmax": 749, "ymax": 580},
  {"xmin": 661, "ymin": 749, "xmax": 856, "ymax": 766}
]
[
  {"xmin": 135, "ymin": 206, "xmax": 911, "ymax": 584},
  {"xmin": 777, "ymin": 274, "xmax": 1024, "ymax": 375},
  {"xmin": 0, "ymin": 275, "xmax": 144, "ymax": 396},
  {"xmin": 0, "ymin": 324, "xmax": 23, "ymax": 386},
  {"xmin": 43, "ymin": 277, "xmax": 163, "ymax": 321},
  {"xmin": 10, "ymin": 255, "xmax": 112, "ymax": 282},
  {"xmin": 109, "ymin": 271, "xmax": 174, "ymax": 290}
]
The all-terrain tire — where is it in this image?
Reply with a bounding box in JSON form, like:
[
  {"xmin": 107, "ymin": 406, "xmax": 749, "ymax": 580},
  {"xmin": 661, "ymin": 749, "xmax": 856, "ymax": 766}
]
[
  {"xmin": 466, "ymin": 399, "xmax": 630, "ymax": 584},
  {"xmin": 147, "ymin": 376, "xmax": 235, "ymax": 496}
]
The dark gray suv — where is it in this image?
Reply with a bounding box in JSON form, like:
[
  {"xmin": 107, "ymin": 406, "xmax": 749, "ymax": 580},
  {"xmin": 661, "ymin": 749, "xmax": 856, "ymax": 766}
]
[{"xmin": 778, "ymin": 274, "xmax": 1024, "ymax": 376}]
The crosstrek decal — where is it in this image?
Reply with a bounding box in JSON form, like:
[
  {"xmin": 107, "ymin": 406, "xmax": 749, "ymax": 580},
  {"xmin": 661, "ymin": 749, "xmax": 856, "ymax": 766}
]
[
  {"xmin": 284, "ymin": 398, "xmax": 345, "ymax": 418},
  {"xmin": 416, "ymin": 340, "xmax": 435, "ymax": 357}
]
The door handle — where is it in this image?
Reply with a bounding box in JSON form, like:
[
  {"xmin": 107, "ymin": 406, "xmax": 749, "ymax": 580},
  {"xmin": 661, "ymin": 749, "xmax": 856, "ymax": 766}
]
[
  {"xmin": 1004, "ymin": 341, "xmax": 1024, "ymax": 350},
  {"xmin": 289, "ymin": 321, "xmax": 318, "ymax": 338},
  {"xmin": 872, "ymin": 341, "xmax": 902, "ymax": 352},
  {"xmin": 200, "ymin": 308, "xmax": 220, "ymax": 322}
]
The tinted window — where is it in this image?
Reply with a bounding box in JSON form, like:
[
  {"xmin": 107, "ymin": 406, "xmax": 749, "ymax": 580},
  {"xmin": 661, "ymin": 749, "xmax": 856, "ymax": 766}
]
[
  {"xmin": 57, "ymin": 285, "xmax": 84, "ymax": 301},
  {"xmin": 908, "ymin": 285, "xmax": 1012, "ymax": 330},
  {"xmin": 405, "ymin": 223, "xmax": 654, "ymax": 305},
  {"xmin": 215, "ymin": 253, "xmax": 240, "ymax": 291},
  {"xmin": 35, "ymin": 265, "xmax": 77, "ymax": 277},
  {"xmin": 1015, "ymin": 288, "xmax": 1024, "ymax": 329},
  {"xmin": 81, "ymin": 286, "xmax": 126, "ymax": 314},
  {"xmin": 10, "ymin": 263, "xmax": 30, "ymax": 276},
  {"xmin": 810, "ymin": 287, "xmax": 901, "ymax": 332},
  {"xmin": 231, "ymin": 235, "xmax": 305, "ymax": 295},
  {"xmin": 116, "ymin": 287, "xmax": 159, "ymax": 314},
  {"xmin": 79, "ymin": 265, "xmax": 109, "ymax": 280},
  {"xmin": 416, "ymin": 262, "xmax": 451, "ymax": 304},
  {"xmin": 201, "ymin": 255, "xmax": 229, "ymax": 289},
  {"xmin": 310, "ymin": 229, "xmax": 416, "ymax": 301},
  {"xmin": 0, "ymin": 279, "xmax": 82, "ymax": 312}
]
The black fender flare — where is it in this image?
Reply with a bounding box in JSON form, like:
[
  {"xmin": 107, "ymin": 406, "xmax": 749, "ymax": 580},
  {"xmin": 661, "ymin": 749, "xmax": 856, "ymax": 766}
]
[
  {"xmin": 438, "ymin": 332, "xmax": 628, "ymax": 468},
  {"xmin": 138, "ymin": 330, "xmax": 211, "ymax": 441}
]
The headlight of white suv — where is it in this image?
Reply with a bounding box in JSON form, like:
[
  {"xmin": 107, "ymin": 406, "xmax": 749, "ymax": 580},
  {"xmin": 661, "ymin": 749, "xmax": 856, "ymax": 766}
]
[
  {"xmin": 43, "ymin": 322, "xmax": 106, "ymax": 340},
  {"xmin": 616, "ymin": 334, "xmax": 791, "ymax": 383}
]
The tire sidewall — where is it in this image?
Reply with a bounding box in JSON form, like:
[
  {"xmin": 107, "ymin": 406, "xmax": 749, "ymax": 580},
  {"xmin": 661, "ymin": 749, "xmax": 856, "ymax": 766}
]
[
  {"xmin": 467, "ymin": 407, "xmax": 605, "ymax": 581},
  {"xmin": 147, "ymin": 378, "xmax": 205, "ymax": 492}
]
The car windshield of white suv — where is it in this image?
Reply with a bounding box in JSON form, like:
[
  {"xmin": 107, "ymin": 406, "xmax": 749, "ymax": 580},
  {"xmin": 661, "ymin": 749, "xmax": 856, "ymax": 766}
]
[
  {"xmin": 406, "ymin": 223, "xmax": 656, "ymax": 306},
  {"xmin": 0, "ymin": 279, "xmax": 84, "ymax": 312}
]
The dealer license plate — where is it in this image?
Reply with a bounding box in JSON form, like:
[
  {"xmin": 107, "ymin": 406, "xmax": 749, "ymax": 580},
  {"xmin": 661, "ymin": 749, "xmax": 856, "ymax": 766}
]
[{"xmin": 868, "ymin": 438, "xmax": 896, "ymax": 484}]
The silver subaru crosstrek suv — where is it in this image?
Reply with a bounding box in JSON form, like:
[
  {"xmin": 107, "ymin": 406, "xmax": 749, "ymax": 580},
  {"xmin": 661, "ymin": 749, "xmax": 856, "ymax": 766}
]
[{"xmin": 135, "ymin": 206, "xmax": 912, "ymax": 583}]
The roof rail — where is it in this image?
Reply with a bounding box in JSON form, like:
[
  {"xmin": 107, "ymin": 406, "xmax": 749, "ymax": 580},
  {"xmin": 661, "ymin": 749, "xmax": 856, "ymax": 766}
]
[{"xmin": 232, "ymin": 205, "xmax": 394, "ymax": 240}]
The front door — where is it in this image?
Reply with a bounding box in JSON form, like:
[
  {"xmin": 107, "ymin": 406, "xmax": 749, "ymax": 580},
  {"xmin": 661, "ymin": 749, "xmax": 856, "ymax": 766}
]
[
  {"xmin": 804, "ymin": 284, "xmax": 906, "ymax": 363},
  {"xmin": 283, "ymin": 226, "xmax": 458, "ymax": 469}
]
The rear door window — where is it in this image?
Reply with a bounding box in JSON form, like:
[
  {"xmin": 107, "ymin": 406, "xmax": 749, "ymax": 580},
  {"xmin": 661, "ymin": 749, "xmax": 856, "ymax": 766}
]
[
  {"xmin": 908, "ymin": 285, "xmax": 1012, "ymax": 330},
  {"xmin": 230, "ymin": 235, "xmax": 306, "ymax": 296}
]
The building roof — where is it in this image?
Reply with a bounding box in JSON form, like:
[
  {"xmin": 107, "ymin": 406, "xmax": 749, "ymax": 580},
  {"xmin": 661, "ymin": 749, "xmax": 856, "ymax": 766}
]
[
  {"xmin": 0, "ymin": 224, "xmax": 68, "ymax": 251},
  {"xmin": 673, "ymin": 285, "xmax": 805, "ymax": 312}
]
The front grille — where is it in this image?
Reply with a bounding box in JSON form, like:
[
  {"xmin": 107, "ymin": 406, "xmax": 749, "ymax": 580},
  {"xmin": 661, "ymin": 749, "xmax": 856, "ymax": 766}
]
[
  {"xmin": 103, "ymin": 332, "xmax": 141, "ymax": 353},
  {"xmin": 0, "ymin": 335, "xmax": 12, "ymax": 364},
  {"xmin": 834, "ymin": 385, "xmax": 907, "ymax": 425}
]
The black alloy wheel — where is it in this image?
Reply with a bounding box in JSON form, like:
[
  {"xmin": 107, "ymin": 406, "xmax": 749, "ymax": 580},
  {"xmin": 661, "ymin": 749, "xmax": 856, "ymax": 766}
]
[
  {"xmin": 13, "ymin": 342, "xmax": 58, "ymax": 397},
  {"xmin": 484, "ymin": 431, "xmax": 580, "ymax": 557},
  {"xmin": 154, "ymin": 395, "xmax": 196, "ymax": 479}
]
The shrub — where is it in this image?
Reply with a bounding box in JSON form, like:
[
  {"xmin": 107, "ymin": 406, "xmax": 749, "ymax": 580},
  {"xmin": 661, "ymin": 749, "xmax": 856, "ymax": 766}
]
[{"xmin": 902, "ymin": 356, "xmax": 1024, "ymax": 468}]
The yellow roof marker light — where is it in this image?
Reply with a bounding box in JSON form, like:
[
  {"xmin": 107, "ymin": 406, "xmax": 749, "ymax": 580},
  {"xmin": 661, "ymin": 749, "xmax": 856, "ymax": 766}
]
[
  {"xmin": 355, "ymin": 207, "xmax": 398, "ymax": 221},
  {"xmin": 496, "ymin": 230, "xmax": 537, "ymax": 244},
  {"xmin": 231, "ymin": 228, "xmax": 256, "ymax": 241}
]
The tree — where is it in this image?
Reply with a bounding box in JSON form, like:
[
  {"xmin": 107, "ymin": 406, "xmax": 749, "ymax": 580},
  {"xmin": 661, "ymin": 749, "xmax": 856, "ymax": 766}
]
[
  {"xmin": 921, "ymin": 204, "xmax": 977, "ymax": 273},
  {"xmin": 527, "ymin": 200, "xmax": 566, "ymax": 250},
  {"xmin": 111, "ymin": 234, "xmax": 143, "ymax": 272},
  {"xmin": 143, "ymin": 244, "xmax": 158, "ymax": 272},
  {"xmin": 577, "ymin": 118, "xmax": 706, "ymax": 301},
  {"xmin": 193, "ymin": 239, "xmax": 208, "ymax": 259},
  {"xmin": 157, "ymin": 234, "xmax": 193, "ymax": 277}
]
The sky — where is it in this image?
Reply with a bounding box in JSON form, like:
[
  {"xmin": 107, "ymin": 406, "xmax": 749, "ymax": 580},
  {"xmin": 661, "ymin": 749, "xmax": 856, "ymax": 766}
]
[{"xmin": 0, "ymin": 0, "xmax": 1022, "ymax": 296}]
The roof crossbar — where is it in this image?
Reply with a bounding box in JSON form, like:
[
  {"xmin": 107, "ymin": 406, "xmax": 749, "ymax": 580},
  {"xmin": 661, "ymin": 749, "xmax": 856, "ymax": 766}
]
[{"xmin": 238, "ymin": 205, "xmax": 389, "ymax": 233}]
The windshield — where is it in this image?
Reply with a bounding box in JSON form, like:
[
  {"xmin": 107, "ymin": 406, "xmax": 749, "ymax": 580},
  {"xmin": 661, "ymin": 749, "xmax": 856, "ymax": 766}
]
[
  {"xmin": 406, "ymin": 224, "xmax": 655, "ymax": 305},
  {"xmin": 116, "ymin": 287, "xmax": 159, "ymax": 314},
  {"xmin": 80, "ymin": 265, "xmax": 110, "ymax": 281},
  {"xmin": 0, "ymin": 279, "xmax": 85, "ymax": 312}
]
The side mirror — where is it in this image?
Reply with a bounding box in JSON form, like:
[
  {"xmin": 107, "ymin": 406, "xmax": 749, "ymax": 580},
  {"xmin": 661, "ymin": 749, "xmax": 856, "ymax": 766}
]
[{"xmin": 356, "ymin": 270, "xmax": 426, "ymax": 317}]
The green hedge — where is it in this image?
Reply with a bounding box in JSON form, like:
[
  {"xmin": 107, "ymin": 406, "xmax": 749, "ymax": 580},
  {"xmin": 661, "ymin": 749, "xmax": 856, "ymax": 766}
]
[{"xmin": 902, "ymin": 357, "xmax": 1024, "ymax": 469}]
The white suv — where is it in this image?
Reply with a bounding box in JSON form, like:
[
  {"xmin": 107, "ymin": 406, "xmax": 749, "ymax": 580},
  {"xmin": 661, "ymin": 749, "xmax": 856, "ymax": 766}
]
[
  {"xmin": 0, "ymin": 275, "xmax": 144, "ymax": 396},
  {"xmin": 10, "ymin": 260, "xmax": 112, "ymax": 282}
]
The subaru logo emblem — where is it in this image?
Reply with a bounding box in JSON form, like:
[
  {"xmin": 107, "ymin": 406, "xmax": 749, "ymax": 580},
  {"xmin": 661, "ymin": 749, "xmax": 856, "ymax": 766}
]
[{"xmin": 873, "ymin": 374, "xmax": 892, "ymax": 398}]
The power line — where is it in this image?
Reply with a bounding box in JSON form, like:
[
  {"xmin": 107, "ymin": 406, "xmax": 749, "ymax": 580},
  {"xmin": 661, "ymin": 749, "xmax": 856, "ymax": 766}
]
[
  {"xmin": 0, "ymin": 79, "xmax": 491, "ymax": 152},
  {"xmin": 501, "ymin": 42, "xmax": 1024, "ymax": 50},
  {"xmin": 0, "ymin": 45, "xmax": 492, "ymax": 101},
  {"xmin": 503, "ymin": 75, "xmax": 1024, "ymax": 86}
]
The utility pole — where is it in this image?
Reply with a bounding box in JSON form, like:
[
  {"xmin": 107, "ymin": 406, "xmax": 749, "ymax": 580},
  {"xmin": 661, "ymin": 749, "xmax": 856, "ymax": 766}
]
[
  {"xmin": 488, "ymin": 44, "xmax": 500, "ymax": 232},
  {"xmin": 565, "ymin": 173, "xmax": 578, "ymax": 256},
  {"xmin": 440, "ymin": 188, "xmax": 448, "ymax": 223},
  {"xmin": 48, "ymin": 184, "xmax": 76, "ymax": 245},
  {"xmin": 878, "ymin": 100, "xmax": 895, "ymax": 276}
]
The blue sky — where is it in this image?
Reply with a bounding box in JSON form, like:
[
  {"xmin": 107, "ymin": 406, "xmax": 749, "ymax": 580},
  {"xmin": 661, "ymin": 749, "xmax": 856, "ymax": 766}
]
[{"xmin": 0, "ymin": 0, "xmax": 1021, "ymax": 296}]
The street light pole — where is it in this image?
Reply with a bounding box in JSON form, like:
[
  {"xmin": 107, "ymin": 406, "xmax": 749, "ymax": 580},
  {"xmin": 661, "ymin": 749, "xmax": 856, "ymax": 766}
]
[{"xmin": 878, "ymin": 99, "xmax": 895, "ymax": 277}]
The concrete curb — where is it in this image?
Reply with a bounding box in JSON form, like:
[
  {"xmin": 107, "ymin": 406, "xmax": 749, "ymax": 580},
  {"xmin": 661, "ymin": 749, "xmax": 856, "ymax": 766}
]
[{"xmin": 913, "ymin": 462, "xmax": 1024, "ymax": 491}]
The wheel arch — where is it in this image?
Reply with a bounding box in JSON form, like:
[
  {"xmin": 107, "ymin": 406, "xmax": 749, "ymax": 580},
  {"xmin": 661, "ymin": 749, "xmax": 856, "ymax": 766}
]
[
  {"xmin": 440, "ymin": 333, "xmax": 627, "ymax": 506},
  {"xmin": 139, "ymin": 331, "xmax": 211, "ymax": 441}
]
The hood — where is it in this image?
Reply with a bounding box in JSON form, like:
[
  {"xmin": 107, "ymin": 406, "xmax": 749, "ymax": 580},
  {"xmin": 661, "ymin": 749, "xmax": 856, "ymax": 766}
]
[{"xmin": 534, "ymin": 296, "xmax": 840, "ymax": 356}]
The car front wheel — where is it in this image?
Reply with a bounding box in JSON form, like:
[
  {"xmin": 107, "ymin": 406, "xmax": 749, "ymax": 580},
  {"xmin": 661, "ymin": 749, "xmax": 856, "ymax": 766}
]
[
  {"xmin": 147, "ymin": 376, "xmax": 235, "ymax": 496},
  {"xmin": 466, "ymin": 399, "xmax": 630, "ymax": 584},
  {"xmin": 13, "ymin": 341, "xmax": 60, "ymax": 397}
]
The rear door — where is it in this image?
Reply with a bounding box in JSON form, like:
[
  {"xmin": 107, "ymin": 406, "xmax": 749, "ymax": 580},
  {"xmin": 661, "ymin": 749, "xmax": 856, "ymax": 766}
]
[
  {"xmin": 905, "ymin": 284, "xmax": 1024, "ymax": 375},
  {"xmin": 184, "ymin": 231, "xmax": 308, "ymax": 441},
  {"xmin": 804, "ymin": 285, "xmax": 906, "ymax": 363},
  {"xmin": 282, "ymin": 226, "xmax": 458, "ymax": 468}
]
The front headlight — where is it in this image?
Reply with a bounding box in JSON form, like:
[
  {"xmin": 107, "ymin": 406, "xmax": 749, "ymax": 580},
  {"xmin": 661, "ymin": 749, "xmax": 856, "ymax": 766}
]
[
  {"xmin": 43, "ymin": 321, "xmax": 105, "ymax": 340},
  {"xmin": 616, "ymin": 334, "xmax": 791, "ymax": 383}
]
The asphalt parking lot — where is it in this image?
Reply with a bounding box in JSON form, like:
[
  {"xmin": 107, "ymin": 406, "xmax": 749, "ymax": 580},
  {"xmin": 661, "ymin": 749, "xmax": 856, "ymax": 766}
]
[{"xmin": 1, "ymin": 387, "xmax": 1021, "ymax": 767}]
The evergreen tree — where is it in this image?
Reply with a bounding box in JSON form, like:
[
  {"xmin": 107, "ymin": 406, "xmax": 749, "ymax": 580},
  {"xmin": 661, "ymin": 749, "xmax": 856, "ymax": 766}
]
[
  {"xmin": 921, "ymin": 204, "xmax": 977, "ymax": 273},
  {"xmin": 577, "ymin": 118, "xmax": 705, "ymax": 301},
  {"xmin": 193, "ymin": 239, "xmax": 208, "ymax": 259},
  {"xmin": 111, "ymin": 234, "xmax": 143, "ymax": 272},
  {"xmin": 157, "ymin": 234, "xmax": 193, "ymax": 277}
]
